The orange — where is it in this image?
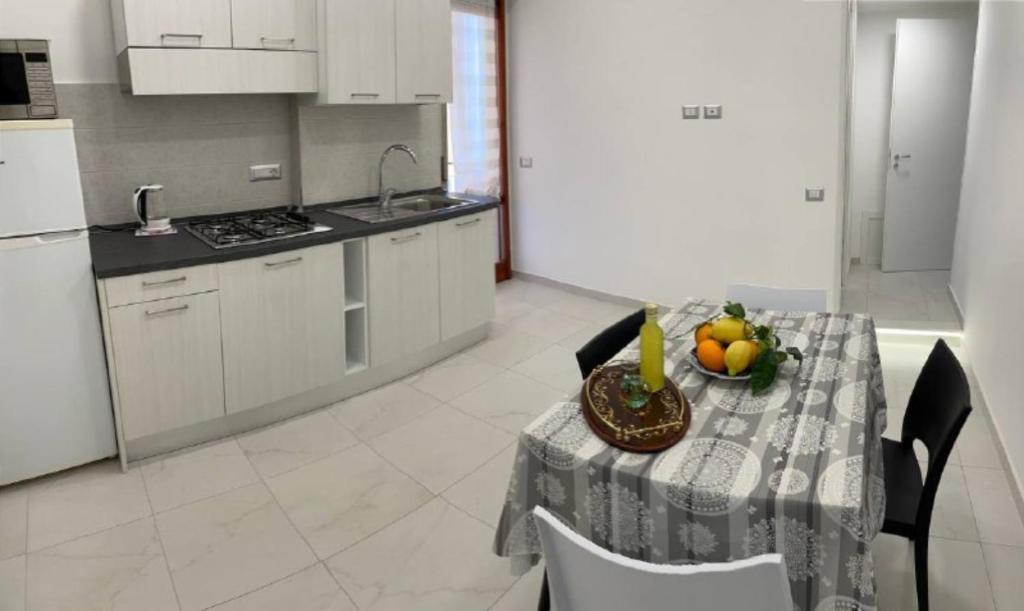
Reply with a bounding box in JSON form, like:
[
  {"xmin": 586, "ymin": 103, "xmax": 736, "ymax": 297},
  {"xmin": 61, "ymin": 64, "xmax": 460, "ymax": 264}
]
[
  {"xmin": 748, "ymin": 339, "xmax": 761, "ymax": 362},
  {"xmin": 694, "ymin": 322, "xmax": 713, "ymax": 345},
  {"xmin": 696, "ymin": 339, "xmax": 727, "ymax": 373}
]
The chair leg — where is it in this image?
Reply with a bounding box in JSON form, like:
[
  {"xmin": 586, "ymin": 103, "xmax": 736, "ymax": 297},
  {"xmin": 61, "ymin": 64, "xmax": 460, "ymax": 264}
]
[
  {"xmin": 537, "ymin": 570, "xmax": 550, "ymax": 611},
  {"xmin": 914, "ymin": 536, "xmax": 929, "ymax": 611}
]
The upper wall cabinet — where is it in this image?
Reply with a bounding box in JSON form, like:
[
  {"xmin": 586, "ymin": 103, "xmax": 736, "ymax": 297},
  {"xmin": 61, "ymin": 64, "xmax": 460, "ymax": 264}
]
[
  {"xmin": 312, "ymin": 0, "xmax": 452, "ymax": 105},
  {"xmin": 110, "ymin": 0, "xmax": 318, "ymax": 95},
  {"xmin": 396, "ymin": 0, "xmax": 453, "ymax": 104},
  {"xmin": 231, "ymin": 0, "xmax": 318, "ymax": 52}
]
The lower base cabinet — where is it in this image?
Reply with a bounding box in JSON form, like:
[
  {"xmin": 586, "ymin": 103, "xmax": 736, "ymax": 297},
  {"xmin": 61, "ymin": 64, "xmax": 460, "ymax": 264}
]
[
  {"xmin": 439, "ymin": 209, "xmax": 497, "ymax": 340},
  {"xmin": 108, "ymin": 292, "xmax": 226, "ymax": 440},
  {"xmin": 219, "ymin": 243, "xmax": 346, "ymax": 414}
]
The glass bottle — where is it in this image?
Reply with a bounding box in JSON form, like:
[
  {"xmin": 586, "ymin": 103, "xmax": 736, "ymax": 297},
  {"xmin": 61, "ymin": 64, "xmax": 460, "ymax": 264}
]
[{"xmin": 639, "ymin": 303, "xmax": 665, "ymax": 392}]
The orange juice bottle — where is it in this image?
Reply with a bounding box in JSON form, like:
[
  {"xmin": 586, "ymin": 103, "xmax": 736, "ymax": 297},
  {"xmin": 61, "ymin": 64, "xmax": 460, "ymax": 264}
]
[{"xmin": 639, "ymin": 303, "xmax": 665, "ymax": 392}]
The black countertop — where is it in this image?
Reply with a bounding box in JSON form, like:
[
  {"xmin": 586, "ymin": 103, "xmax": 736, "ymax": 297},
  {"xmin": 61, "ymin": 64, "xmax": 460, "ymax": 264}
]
[{"xmin": 89, "ymin": 191, "xmax": 499, "ymax": 279}]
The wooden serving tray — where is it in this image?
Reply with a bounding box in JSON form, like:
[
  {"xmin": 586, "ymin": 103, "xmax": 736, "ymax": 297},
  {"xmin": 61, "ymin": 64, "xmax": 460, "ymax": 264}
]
[{"xmin": 581, "ymin": 361, "xmax": 691, "ymax": 453}]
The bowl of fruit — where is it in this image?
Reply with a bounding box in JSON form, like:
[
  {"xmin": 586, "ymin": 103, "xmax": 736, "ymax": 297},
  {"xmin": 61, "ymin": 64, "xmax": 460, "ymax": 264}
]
[{"xmin": 689, "ymin": 302, "xmax": 803, "ymax": 394}]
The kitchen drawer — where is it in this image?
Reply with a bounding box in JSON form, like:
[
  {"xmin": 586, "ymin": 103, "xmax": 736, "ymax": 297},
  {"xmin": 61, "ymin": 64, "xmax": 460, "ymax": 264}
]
[{"xmin": 104, "ymin": 265, "xmax": 218, "ymax": 307}]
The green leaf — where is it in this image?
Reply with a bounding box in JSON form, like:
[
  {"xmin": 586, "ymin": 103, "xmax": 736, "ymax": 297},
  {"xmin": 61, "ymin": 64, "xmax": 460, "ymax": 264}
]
[
  {"xmin": 785, "ymin": 347, "xmax": 804, "ymax": 362},
  {"xmin": 754, "ymin": 325, "xmax": 773, "ymax": 341},
  {"xmin": 774, "ymin": 350, "xmax": 788, "ymax": 364},
  {"xmin": 750, "ymin": 350, "xmax": 779, "ymax": 395},
  {"xmin": 775, "ymin": 335, "xmax": 782, "ymax": 348},
  {"xmin": 723, "ymin": 302, "xmax": 746, "ymax": 319}
]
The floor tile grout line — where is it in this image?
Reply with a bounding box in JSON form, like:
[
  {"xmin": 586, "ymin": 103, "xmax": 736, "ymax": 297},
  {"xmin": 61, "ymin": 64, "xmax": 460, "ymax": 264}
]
[{"xmin": 139, "ymin": 466, "xmax": 185, "ymax": 611}]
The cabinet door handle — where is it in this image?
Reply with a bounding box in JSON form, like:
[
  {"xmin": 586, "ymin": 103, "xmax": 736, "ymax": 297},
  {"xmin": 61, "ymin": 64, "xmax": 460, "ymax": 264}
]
[
  {"xmin": 145, "ymin": 304, "xmax": 189, "ymax": 317},
  {"xmin": 350, "ymin": 93, "xmax": 380, "ymax": 99},
  {"xmin": 141, "ymin": 276, "xmax": 187, "ymax": 288},
  {"xmin": 161, "ymin": 33, "xmax": 204, "ymax": 47},
  {"xmin": 390, "ymin": 232, "xmax": 422, "ymax": 244},
  {"xmin": 264, "ymin": 256, "xmax": 303, "ymax": 268},
  {"xmin": 260, "ymin": 36, "xmax": 296, "ymax": 48},
  {"xmin": 414, "ymin": 93, "xmax": 442, "ymax": 99},
  {"xmin": 455, "ymin": 218, "xmax": 481, "ymax": 228}
]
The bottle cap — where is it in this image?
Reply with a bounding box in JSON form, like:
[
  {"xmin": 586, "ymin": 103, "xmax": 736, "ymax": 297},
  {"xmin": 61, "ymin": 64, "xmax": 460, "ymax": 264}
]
[{"xmin": 645, "ymin": 303, "xmax": 658, "ymax": 316}]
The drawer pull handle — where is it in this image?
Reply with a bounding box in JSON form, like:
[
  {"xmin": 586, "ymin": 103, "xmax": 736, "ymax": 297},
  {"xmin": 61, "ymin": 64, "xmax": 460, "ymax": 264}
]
[
  {"xmin": 145, "ymin": 304, "xmax": 189, "ymax": 317},
  {"xmin": 141, "ymin": 276, "xmax": 187, "ymax": 288},
  {"xmin": 265, "ymin": 256, "xmax": 303, "ymax": 268},
  {"xmin": 260, "ymin": 36, "xmax": 296, "ymax": 48},
  {"xmin": 161, "ymin": 33, "xmax": 204, "ymax": 46},
  {"xmin": 455, "ymin": 218, "xmax": 481, "ymax": 227},
  {"xmin": 414, "ymin": 93, "xmax": 442, "ymax": 98},
  {"xmin": 390, "ymin": 232, "xmax": 422, "ymax": 244},
  {"xmin": 351, "ymin": 93, "xmax": 380, "ymax": 98}
]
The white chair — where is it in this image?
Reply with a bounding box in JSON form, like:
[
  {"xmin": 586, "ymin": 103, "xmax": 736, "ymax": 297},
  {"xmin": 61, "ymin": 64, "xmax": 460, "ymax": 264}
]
[
  {"xmin": 725, "ymin": 283, "xmax": 827, "ymax": 312},
  {"xmin": 533, "ymin": 507, "xmax": 793, "ymax": 611}
]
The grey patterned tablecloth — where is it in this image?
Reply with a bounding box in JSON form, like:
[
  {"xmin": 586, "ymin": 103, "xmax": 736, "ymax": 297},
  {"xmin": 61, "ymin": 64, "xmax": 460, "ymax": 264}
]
[{"xmin": 492, "ymin": 300, "xmax": 887, "ymax": 611}]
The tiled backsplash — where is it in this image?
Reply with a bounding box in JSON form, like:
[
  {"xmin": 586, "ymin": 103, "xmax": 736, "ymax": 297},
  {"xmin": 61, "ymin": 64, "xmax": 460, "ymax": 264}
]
[
  {"xmin": 56, "ymin": 84, "xmax": 444, "ymax": 225},
  {"xmin": 297, "ymin": 103, "xmax": 444, "ymax": 205}
]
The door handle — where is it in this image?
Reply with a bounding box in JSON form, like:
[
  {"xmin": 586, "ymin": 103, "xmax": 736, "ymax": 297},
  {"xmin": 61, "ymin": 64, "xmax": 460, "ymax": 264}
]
[
  {"xmin": 264, "ymin": 256, "xmax": 303, "ymax": 269},
  {"xmin": 161, "ymin": 33, "xmax": 204, "ymax": 47},
  {"xmin": 390, "ymin": 232, "xmax": 422, "ymax": 244},
  {"xmin": 455, "ymin": 218, "xmax": 481, "ymax": 228},
  {"xmin": 141, "ymin": 276, "xmax": 187, "ymax": 288},
  {"xmin": 145, "ymin": 304, "xmax": 189, "ymax": 317},
  {"xmin": 260, "ymin": 37, "xmax": 296, "ymax": 49},
  {"xmin": 893, "ymin": 153, "xmax": 912, "ymax": 170}
]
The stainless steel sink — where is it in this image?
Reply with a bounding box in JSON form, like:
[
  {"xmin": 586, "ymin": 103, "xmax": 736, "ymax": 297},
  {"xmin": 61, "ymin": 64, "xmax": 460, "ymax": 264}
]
[{"xmin": 329, "ymin": 194, "xmax": 475, "ymax": 224}]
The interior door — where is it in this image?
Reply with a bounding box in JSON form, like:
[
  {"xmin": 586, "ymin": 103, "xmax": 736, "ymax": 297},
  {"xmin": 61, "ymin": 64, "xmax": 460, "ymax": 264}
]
[{"xmin": 881, "ymin": 18, "xmax": 976, "ymax": 272}]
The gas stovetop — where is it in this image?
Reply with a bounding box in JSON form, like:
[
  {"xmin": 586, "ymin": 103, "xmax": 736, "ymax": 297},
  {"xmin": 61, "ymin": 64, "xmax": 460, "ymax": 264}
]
[{"xmin": 185, "ymin": 211, "xmax": 330, "ymax": 249}]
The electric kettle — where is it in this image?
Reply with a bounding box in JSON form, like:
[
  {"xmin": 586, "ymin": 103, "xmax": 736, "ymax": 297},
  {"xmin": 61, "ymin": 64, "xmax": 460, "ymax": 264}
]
[{"xmin": 133, "ymin": 184, "xmax": 173, "ymax": 236}]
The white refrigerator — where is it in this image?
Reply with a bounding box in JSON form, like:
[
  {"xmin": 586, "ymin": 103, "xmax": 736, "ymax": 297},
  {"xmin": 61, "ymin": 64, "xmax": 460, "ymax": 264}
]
[{"xmin": 0, "ymin": 119, "xmax": 117, "ymax": 485}]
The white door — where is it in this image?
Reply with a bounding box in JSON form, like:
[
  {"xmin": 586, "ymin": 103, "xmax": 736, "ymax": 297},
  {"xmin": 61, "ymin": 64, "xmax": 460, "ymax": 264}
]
[
  {"xmin": 368, "ymin": 225, "xmax": 440, "ymax": 366},
  {"xmin": 396, "ymin": 0, "xmax": 453, "ymax": 104},
  {"xmin": 122, "ymin": 0, "xmax": 233, "ymax": 48},
  {"xmin": 882, "ymin": 18, "xmax": 976, "ymax": 272},
  {"xmin": 231, "ymin": 0, "xmax": 317, "ymax": 51},
  {"xmin": 219, "ymin": 244, "xmax": 346, "ymax": 414}
]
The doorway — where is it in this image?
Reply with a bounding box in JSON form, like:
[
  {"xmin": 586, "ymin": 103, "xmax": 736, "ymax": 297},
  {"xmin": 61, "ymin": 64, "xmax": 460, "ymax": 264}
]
[{"xmin": 842, "ymin": 1, "xmax": 978, "ymax": 323}]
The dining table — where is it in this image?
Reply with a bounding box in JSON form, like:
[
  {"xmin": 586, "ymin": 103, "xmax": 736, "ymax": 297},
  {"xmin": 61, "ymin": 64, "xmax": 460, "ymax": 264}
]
[{"xmin": 492, "ymin": 299, "xmax": 888, "ymax": 611}]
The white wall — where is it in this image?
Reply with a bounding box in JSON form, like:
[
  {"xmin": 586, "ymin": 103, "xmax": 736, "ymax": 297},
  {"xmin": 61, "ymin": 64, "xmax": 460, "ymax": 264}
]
[
  {"xmin": 0, "ymin": 0, "xmax": 119, "ymax": 83},
  {"xmin": 950, "ymin": 0, "xmax": 1024, "ymax": 491},
  {"xmin": 849, "ymin": 1, "xmax": 977, "ymax": 263},
  {"xmin": 507, "ymin": 0, "xmax": 848, "ymax": 307}
]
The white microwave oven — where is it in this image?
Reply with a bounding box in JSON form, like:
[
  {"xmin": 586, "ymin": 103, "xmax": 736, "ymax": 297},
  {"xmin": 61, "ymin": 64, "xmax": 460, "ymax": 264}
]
[{"xmin": 0, "ymin": 39, "xmax": 58, "ymax": 120}]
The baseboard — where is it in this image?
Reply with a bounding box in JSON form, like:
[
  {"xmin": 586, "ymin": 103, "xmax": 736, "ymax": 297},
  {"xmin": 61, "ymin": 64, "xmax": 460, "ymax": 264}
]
[
  {"xmin": 968, "ymin": 373, "xmax": 1024, "ymax": 526},
  {"xmin": 512, "ymin": 270, "xmax": 647, "ymax": 308},
  {"xmin": 948, "ymin": 283, "xmax": 966, "ymax": 328}
]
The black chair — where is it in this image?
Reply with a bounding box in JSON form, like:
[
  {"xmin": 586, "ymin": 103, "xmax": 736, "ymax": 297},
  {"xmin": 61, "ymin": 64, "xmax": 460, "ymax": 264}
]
[
  {"xmin": 881, "ymin": 339, "xmax": 972, "ymax": 611},
  {"xmin": 574, "ymin": 309, "xmax": 646, "ymax": 379}
]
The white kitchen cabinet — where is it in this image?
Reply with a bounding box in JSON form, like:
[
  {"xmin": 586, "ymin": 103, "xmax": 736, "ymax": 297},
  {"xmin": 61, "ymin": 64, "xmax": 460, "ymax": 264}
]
[
  {"xmin": 367, "ymin": 224, "xmax": 440, "ymax": 366},
  {"xmin": 219, "ymin": 243, "xmax": 346, "ymax": 414},
  {"xmin": 114, "ymin": 0, "xmax": 233, "ymax": 50},
  {"xmin": 315, "ymin": 0, "xmax": 397, "ymax": 104},
  {"xmin": 108, "ymin": 292, "xmax": 226, "ymax": 441},
  {"xmin": 396, "ymin": 0, "xmax": 453, "ymax": 103},
  {"xmin": 439, "ymin": 210, "xmax": 497, "ymax": 340},
  {"xmin": 231, "ymin": 0, "xmax": 318, "ymax": 51}
]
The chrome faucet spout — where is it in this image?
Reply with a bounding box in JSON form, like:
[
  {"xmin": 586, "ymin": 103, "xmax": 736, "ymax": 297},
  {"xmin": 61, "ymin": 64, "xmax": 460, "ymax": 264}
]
[{"xmin": 378, "ymin": 144, "xmax": 418, "ymax": 210}]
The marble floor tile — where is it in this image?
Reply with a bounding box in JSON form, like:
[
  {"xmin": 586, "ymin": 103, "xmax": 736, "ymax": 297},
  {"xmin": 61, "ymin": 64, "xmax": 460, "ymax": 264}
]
[
  {"xmin": 489, "ymin": 562, "xmax": 546, "ymax": 611},
  {"xmin": 406, "ymin": 353, "xmax": 504, "ymax": 402},
  {"xmin": 329, "ymin": 380, "xmax": 441, "ymax": 441},
  {"xmin": 840, "ymin": 287, "xmax": 868, "ymax": 314},
  {"xmin": 982, "ymin": 543, "xmax": 1024, "ymax": 611},
  {"xmin": 209, "ymin": 564, "xmax": 356, "ymax": 611},
  {"xmin": 155, "ymin": 483, "xmax": 317, "ymax": 611},
  {"xmin": 929, "ymin": 464, "xmax": 980, "ymax": 542},
  {"xmin": 512, "ymin": 344, "xmax": 585, "ymax": 394},
  {"xmin": 442, "ymin": 443, "xmax": 517, "ymax": 528},
  {"xmin": 141, "ymin": 439, "xmax": 260, "ymax": 513},
  {"xmin": 964, "ymin": 467, "xmax": 1024, "ymax": 546},
  {"xmin": 0, "ymin": 484, "xmax": 27, "ymax": 560},
  {"xmin": 504, "ymin": 308, "xmax": 591, "ymax": 343},
  {"xmin": 326, "ymin": 498, "xmax": 517, "ymax": 611},
  {"xmin": 450, "ymin": 370, "xmax": 565, "ymax": 434},
  {"xmin": 369, "ymin": 405, "xmax": 513, "ymax": 494},
  {"xmin": 27, "ymin": 461, "xmax": 151, "ymax": 552},
  {"xmin": 465, "ymin": 326, "xmax": 552, "ymax": 368},
  {"xmin": 556, "ymin": 321, "xmax": 606, "ymax": 352},
  {"xmin": 498, "ymin": 279, "xmax": 567, "ymax": 308},
  {"xmin": 546, "ymin": 293, "xmax": 636, "ymax": 326},
  {"xmin": 493, "ymin": 295, "xmax": 537, "ymax": 325},
  {"xmin": 0, "ymin": 555, "xmax": 25, "ymax": 611},
  {"xmin": 956, "ymin": 414, "xmax": 1004, "ymax": 469},
  {"xmin": 266, "ymin": 444, "xmax": 431, "ymax": 559},
  {"xmin": 872, "ymin": 533, "xmax": 916, "ymax": 611},
  {"xmin": 238, "ymin": 410, "xmax": 358, "ymax": 478},
  {"xmin": 927, "ymin": 537, "xmax": 996, "ymax": 611},
  {"xmin": 26, "ymin": 518, "xmax": 177, "ymax": 611}
]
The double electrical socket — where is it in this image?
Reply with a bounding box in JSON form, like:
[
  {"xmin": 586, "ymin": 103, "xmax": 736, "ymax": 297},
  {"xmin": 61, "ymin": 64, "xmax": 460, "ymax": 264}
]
[
  {"xmin": 682, "ymin": 105, "xmax": 723, "ymax": 120},
  {"xmin": 249, "ymin": 163, "xmax": 282, "ymax": 182}
]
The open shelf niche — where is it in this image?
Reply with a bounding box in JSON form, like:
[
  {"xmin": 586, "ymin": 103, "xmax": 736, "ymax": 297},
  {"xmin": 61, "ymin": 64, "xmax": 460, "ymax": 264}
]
[{"xmin": 343, "ymin": 239, "xmax": 368, "ymax": 373}]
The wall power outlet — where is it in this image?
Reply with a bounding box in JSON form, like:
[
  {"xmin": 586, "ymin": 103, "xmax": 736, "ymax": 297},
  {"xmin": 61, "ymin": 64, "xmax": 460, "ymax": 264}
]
[{"xmin": 250, "ymin": 164, "xmax": 282, "ymax": 182}]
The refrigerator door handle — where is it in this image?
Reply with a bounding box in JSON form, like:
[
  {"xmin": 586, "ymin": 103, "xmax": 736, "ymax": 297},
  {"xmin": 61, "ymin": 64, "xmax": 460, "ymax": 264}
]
[{"xmin": 0, "ymin": 229, "xmax": 86, "ymax": 251}]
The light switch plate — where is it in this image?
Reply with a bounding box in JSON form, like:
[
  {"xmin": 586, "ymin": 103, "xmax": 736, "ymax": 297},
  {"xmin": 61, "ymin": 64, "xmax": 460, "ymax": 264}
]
[
  {"xmin": 805, "ymin": 188, "xmax": 825, "ymax": 202},
  {"xmin": 250, "ymin": 163, "xmax": 281, "ymax": 182},
  {"xmin": 703, "ymin": 104, "xmax": 722, "ymax": 119},
  {"xmin": 682, "ymin": 105, "xmax": 700, "ymax": 120},
  {"xmin": 519, "ymin": 156, "xmax": 533, "ymax": 168}
]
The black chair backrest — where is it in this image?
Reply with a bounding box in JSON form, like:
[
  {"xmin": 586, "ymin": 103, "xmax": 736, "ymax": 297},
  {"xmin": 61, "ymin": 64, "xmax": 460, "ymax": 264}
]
[
  {"xmin": 901, "ymin": 339, "xmax": 972, "ymax": 531},
  {"xmin": 575, "ymin": 309, "xmax": 646, "ymax": 379}
]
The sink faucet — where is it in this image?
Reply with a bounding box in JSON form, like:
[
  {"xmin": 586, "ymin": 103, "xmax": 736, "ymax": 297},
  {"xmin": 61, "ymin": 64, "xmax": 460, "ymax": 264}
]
[{"xmin": 378, "ymin": 144, "xmax": 418, "ymax": 210}]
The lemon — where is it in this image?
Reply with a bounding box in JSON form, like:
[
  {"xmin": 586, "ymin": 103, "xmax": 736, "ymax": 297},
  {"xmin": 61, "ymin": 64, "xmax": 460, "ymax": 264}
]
[
  {"xmin": 711, "ymin": 317, "xmax": 747, "ymax": 344},
  {"xmin": 724, "ymin": 340, "xmax": 755, "ymax": 376}
]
